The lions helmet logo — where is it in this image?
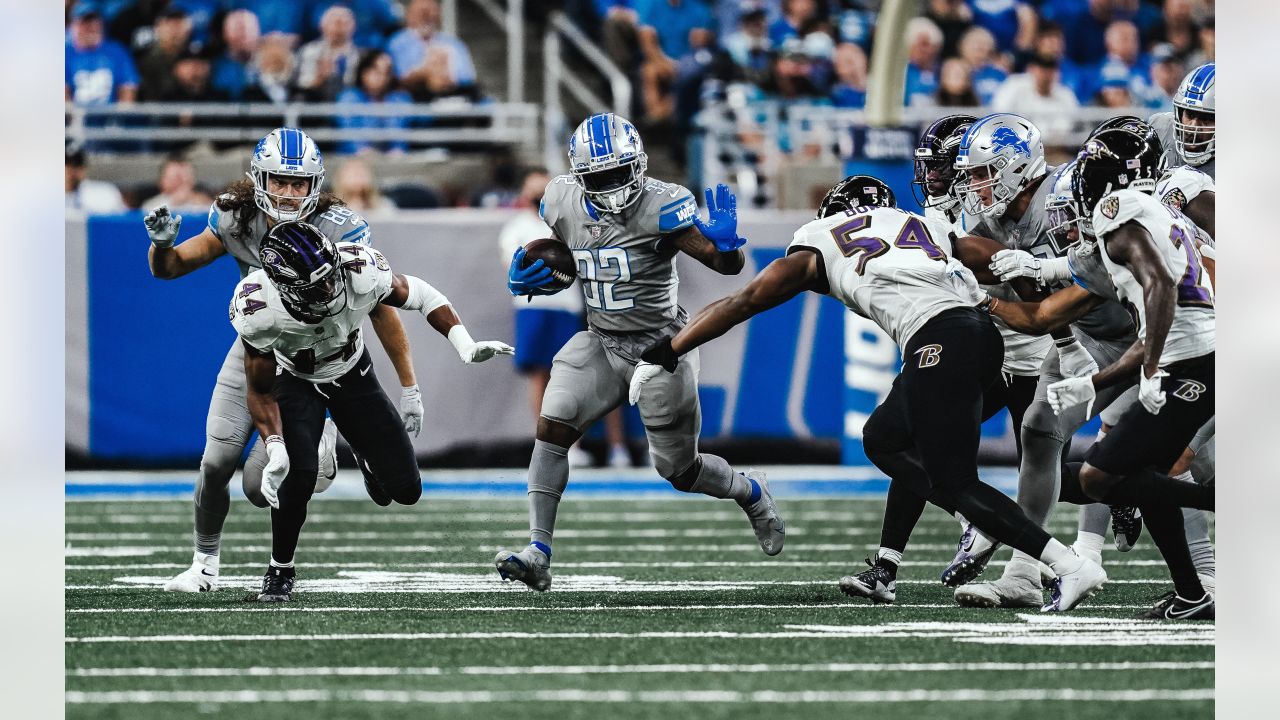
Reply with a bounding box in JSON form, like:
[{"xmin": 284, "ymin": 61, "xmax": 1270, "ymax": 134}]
[
  {"xmin": 991, "ymin": 127, "xmax": 1032, "ymax": 157},
  {"xmin": 1101, "ymin": 196, "xmax": 1120, "ymax": 219},
  {"xmin": 1162, "ymin": 187, "xmax": 1188, "ymax": 210}
]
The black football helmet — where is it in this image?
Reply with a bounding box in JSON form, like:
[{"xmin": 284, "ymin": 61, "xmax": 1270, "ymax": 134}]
[
  {"xmin": 259, "ymin": 221, "xmax": 347, "ymax": 323},
  {"xmin": 912, "ymin": 114, "xmax": 977, "ymax": 210},
  {"xmin": 1087, "ymin": 115, "xmax": 1153, "ymax": 140},
  {"xmin": 1071, "ymin": 128, "xmax": 1163, "ymax": 235},
  {"xmin": 817, "ymin": 175, "xmax": 896, "ymax": 219}
]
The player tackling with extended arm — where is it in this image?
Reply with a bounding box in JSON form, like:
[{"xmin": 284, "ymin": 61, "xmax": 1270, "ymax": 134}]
[
  {"xmin": 232, "ymin": 221, "xmax": 513, "ymax": 601},
  {"xmin": 493, "ymin": 113, "xmax": 784, "ymax": 592},
  {"xmin": 145, "ymin": 128, "xmax": 425, "ymax": 594},
  {"xmin": 631, "ymin": 175, "xmax": 1108, "ymax": 612}
]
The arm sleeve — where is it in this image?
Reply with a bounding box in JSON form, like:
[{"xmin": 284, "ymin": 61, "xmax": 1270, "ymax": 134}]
[
  {"xmin": 656, "ymin": 184, "xmax": 698, "ymax": 235},
  {"xmin": 401, "ymin": 274, "xmax": 451, "ymax": 314}
]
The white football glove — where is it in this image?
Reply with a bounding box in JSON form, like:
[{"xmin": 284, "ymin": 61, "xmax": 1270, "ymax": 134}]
[
  {"xmin": 262, "ymin": 435, "xmax": 289, "ymax": 510},
  {"xmin": 944, "ymin": 258, "xmax": 989, "ymax": 305},
  {"xmin": 1046, "ymin": 376, "xmax": 1097, "ymax": 417},
  {"xmin": 143, "ymin": 204, "xmax": 182, "ymax": 248},
  {"xmin": 1056, "ymin": 338, "xmax": 1100, "ymax": 379},
  {"xmin": 628, "ymin": 361, "xmax": 665, "ymax": 406},
  {"xmin": 1139, "ymin": 368, "xmax": 1169, "ymax": 415},
  {"xmin": 989, "ymin": 249, "xmax": 1042, "ymax": 285},
  {"xmin": 448, "ymin": 325, "xmax": 514, "ymax": 364},
  {"xmin": 400, "ymin": 384, "xmax": 424, "ymax": 437}
]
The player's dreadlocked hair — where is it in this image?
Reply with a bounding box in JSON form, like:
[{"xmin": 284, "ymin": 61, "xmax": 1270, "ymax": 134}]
[{"xmin": 215, "ymin": 178, "xmax": 346, "ymax": 239}]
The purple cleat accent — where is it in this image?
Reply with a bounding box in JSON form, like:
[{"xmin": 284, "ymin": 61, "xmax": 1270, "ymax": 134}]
[{"xmin": 941, "ymin": 523, "xmax": 1001, "ymax": 588}]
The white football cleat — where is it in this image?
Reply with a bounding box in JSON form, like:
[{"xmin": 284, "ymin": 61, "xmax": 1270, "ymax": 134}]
[
  {"xmin": 315, "ymin": 418, "xmax": 338, "ymax": 494},
  {"xmin": 495, "ymin": 545, "xmax": 552, "ymax": 592},
  {"xmin": 954, "ymin": 571, "xmax": 1044, "ymax": 608},
  {"xmin": 163, "ymin": 551, "xmax": 220, "ymax": 592},
  {"xmin": 739, "ymin": 470, "xmax": 785, "ymax": 556},
  {"xmin": 1042, "ymin": 555, "xmax": 1108, "ymax": 612},
  {"xmin": 607, "ymin": 444, "xmax": 631, "ymax": 469}
]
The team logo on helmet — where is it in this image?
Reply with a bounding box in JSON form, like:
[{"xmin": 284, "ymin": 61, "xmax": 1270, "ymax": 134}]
[
  {"xmin": 1162, "ymin": 187, "xmax": 1188, "ymax": 210},
  {"xmin": 991, "ymin": 127, "xmax": 1032, "ymax": 157},
  {"xmin": 261, "ymin": 248, "xmax": 300, "ymax": 281},
  {"xmin": 1101, "ymin": 196, "xmax": 1120, "ymax": 219}
]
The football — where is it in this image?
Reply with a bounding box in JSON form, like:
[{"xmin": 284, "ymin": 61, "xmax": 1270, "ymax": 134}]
[{"xmin": 522, "ymin": 237, "xmax": 577, "ymax": 291}]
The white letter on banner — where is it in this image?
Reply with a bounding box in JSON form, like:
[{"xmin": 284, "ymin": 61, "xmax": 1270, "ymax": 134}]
[{"xmin": 843, "ymin": 312, "xmax": 901, "ymax": 458}]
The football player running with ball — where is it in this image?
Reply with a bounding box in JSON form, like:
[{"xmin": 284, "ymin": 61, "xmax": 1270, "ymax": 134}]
[
  {"xmin": 232, "ymin": 221, "xmax": 513, "ymax": 601},
  {"xmin": 494, "ymin": 113, "xmax": 784, "ymax": 592},
  {"xmin": 631, "ymin": 175, "xmax": 1107, "ymax": 612},
  {"xmin": 145, "ymin": 128, "xmax": 423, "ymax": 593}
]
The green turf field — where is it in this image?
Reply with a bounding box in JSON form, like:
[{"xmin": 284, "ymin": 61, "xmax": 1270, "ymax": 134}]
[{"xmin": 65, "ymin": 495, "xmax": 1213, "ymax": 719}]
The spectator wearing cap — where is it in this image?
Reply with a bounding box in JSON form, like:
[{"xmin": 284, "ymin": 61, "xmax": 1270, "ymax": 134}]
[
  {"xmin": 136, "ymin": 6, "xmax": 194, "ymax": 102},
  {"xmin": 337, "ymin": 50, "xmax": 414, "ymax": 155},
  {"xmin": 903, "ymin": 17, "xmax": 943, "ymax": 108},
  {"xmin": 242, "ymin": 35, "xmax": 298, "ymax": 104},
  {"xmin": 296, "ymin": 4, "xmax": 362, "ymax": 101},
  {"xmin": 211, "ymin": 9, "xmax": 261, "ymax": 100},
  {"xmin": 829, "ymin": 42, "xmax": 868, "ymax": 109},
  {"xmin": 168, "ymin": 0, "xmax": 221, "ymax": 48},
  {"xmin": 160, "ymin": 46, "xmax": 225, "ymax": 103},
  {"xmin": 924, "ymin": 0, "xmax": 973, "ymax": 61},
  {"xmin": 958, "ymin": 26, "xmax": 1007, "ymax": 105},
  {"xmin": 1146, "ymin": 43, "xmax": 1185, "ymax": 112},
  {"xmin": 225, "ymin": 0, "xmax": 305, "ymax": 46},
  {"xmin": 387, "ymin": 0, "xmax": 477, "ymax": 101},
  {"xmin": 936, "ymin": 57, "xmax": 980, "ymax": 107},
  {"xmin": 141, "ymin": 156, "xmax": 213, "ymax": 211},
  {"xmin": 991, "ymin": 52, "xmax": 1078, "ymax": 138},
  {"xmin": 66, "ymin": 2, "xmax": 139, "ymax": 105},
  {"xmin": 1093, "ymin": 64, "xmax": 1134, "ymax": 109},
  {"xmin": 723, "ymin": 2, "xmax": 771, "ymax": 82},
  {"xmin": 769, "ymin": 0, "xmax": 821, "ymax": 48},
  {"xmin": 966, "ymin": 0, "xmax": 1036, "ymax": 56},
  {"xmin": 66, "ymin": 143, "xmax": 126, "ymax": 214},
  {"xmin": 309, "ymin": 0, "xmax": 402, "ymax": 50}
]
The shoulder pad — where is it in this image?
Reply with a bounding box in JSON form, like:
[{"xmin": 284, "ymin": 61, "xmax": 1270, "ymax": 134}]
[
  {"xmin": 337, "ymin": 243, "xmax": 394, "ymax": 301},
  {"xmin": 540, "ymin": 175, "xmax": 578, "ymax": 228},
  {"xmin": 229, "ymin": 271, "xmax": 281, "ymax": 351},
  {"xmin": 312, "ymin": 205, "xmax": 371, "ymax": 245},
  {"xmin": 207, "ymin": 199, "xmax": 224, "ymax": 238},
  {"xmin": 1092, "ymin": 189, "xmax": 1148, "ymax": 238},
  {"xmin": 651, "ymin": 181, "xmax": 698, "ymax": 234},
  {"xmin": 1156, "ymin": 165, "xmax": 1214, "ymax": 211}
]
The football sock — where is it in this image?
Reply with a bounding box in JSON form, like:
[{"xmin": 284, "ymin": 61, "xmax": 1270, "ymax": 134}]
[
  {"xmin": 686, "ymin": 453, "xmax": 754, "ymax": 503},
  {"xmin": 1141, "ymin": 502, "xmax": 1205, "ymax": 599},
  {"xmin": 269, "ymin": 503, "xmax": 307, "ymax": 567},
  {"xmin": 1174, "ymin": 470, "xmax": 1216, "ymax": 579},
  {"xmin": 528, "ymin": 440, "xmax": 570, "ymax": 552},
  {"xmin": 1077, "ymin": 503, "xmax": 1112, "ymax": 541},
  {"xmin": 1006, "ymin": 550, "xmax": 1042, "ymax": 580},
  {"xmin": 879, "ymin": 478, "xmax": 927, "ymax": 555},
  {"xmin": 269, "ymin": 557, "xmax": 294, "ymax": 569},
  {"xmin": 875, "ymin": 548, "xmax": 902, "ymax": 579},
  {"xmin": 1072, "ymin": 531, "xmax": 1106, "ymax": 566},
  {"xmin": 1039, "ymin": 538, "xmax": 1083, "ymax": 575},
  {"xmin": 193, "ymin": 487, "xmax": 229, "ymax": 556}
]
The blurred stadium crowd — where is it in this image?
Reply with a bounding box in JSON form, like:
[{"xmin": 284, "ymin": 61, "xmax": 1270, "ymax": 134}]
[{"xmin": 65, "ymin": 0, "xmax": 1216, "ymax": 212}]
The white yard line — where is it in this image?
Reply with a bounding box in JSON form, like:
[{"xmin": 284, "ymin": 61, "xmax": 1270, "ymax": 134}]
[
  {"xmin": 64, "ymin": 603, "xmax": 1153, "ymax": 615},
  {"xmin": 63, "ymin": 559, "xmax": 1173, "ymax": 572},
  {"xmin": 64, "ymin": 688, "xmax": 1213, "ymax": 704},
  {"xmin": 67, "ymin": 660, "xmax": 1213, "ymax": 678}
]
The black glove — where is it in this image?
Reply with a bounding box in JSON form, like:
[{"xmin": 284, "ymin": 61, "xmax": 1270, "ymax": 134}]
[{"xmin": 640, "ymin": 337, "xmax": 679, "ymax": 373}]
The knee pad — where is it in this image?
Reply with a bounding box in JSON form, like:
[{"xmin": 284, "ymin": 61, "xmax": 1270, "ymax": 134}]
[
  {"xmin": 665, "ymin": 458, "xmax": 700, "ymax": 492},
  {"xmin": 539, "ymin": 386, "xmax": 583, "ymax": 430}
]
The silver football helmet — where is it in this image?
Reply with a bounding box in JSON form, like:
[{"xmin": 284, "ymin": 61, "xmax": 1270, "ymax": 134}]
[
  {"xmin": 1172, "ymin": 63, "xmax": 1215, "ymax": 166},
  {"xmin": 568, "ymin": 113, "xmax": 648, "ymax": 214},
  {"xmin": 954, "ymin": 113, "xmax": 1047, "ymax": 220},
  {"xmin": 1044, "ymin": 159, "xmax": 1087, "ymax": 253},
  {"xmin": 249, "ymin": 127, "xmax": 326, "ymax": 222}
]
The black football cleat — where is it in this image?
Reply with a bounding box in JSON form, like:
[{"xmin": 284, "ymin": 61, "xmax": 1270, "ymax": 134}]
[
  {"xmin": 1138, "ymin": 590, "xmax": 1214, "ymax": 620},
  {"xmin": 253, "ymin": 565, "xmax": 296, "ymax": 602},
  {"xmin": 839, "ymin": 558, "xmax": 896, "ymax": 604},
  {"xmin": 1109, "ymin": 505, "xmax": 1143, "ymax": 552}
]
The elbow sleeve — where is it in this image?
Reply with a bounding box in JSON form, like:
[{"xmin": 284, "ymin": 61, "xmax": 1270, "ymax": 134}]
[{"xmin": 401, "ymin": 275, "xmax": 450, "ymax": 315}]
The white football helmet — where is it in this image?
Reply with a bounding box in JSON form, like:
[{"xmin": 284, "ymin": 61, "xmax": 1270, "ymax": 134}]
[
  {"xmin": 954, "ymin": 113, "xmax": 1047, "ymax": 220},
  {"xmin": 1172, "ymin": 63, "xmax": 1215, "ymax": 166},
  {"xmin": 1043, "ymin": 159, "xmax": 1086, "ymax": 253},
  {"xmin": 249, "ymin": 127, "xmax": 326, "ymax": 222},
  {"xmin": 568, "ymin": 113, "xmax": 648, "ymax": 214}
]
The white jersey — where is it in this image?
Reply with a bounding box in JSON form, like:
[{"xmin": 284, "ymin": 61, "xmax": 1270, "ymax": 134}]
[
  {"xmin": 1155, "ymin": 165, "xmax": 1215, "ymax": 230},
  {"xmin": 926, "ymin": 206, "xmax": 1049, "ymax": 376},
  {"xmin": 1093, "ymin": 190, "xmax": 1215, "ymax": 365},
  {"xmin": 789, "ymin": 206, "xmax": 970, "ymax": 348},
  {"xmin": 230, "ymin": 242, "xmax": 394, "ymax": 382}
]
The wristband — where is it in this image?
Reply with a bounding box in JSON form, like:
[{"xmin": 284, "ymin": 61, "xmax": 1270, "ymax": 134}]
[
  {"xmin": 447, "ymin": 324, "xmax": 475, "ymax": 359},
  {"xmin": 1054, "ymin": 336, "xmax": 1078, "ymax": 348}
]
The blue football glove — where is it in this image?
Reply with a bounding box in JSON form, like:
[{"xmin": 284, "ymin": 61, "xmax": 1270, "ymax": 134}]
[
  {"xmin": 507, "ymin": 246, "xmax": 557, "ymax": 297},
  {"xmin": 693, "ymin": 183, "xmax": 747, "ymax": 253}
]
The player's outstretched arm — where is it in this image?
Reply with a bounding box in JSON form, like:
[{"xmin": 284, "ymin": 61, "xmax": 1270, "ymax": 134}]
[
  {"xmin": 144, "ymin": 205, "xmax": 227, "ymax": 279},
  {"xmin": 986, "ymin": 284, "xmax": 1103, "ymax": 336},
  {"xmin": 1102, "ymin": 221, "xmax": 1177, "ymax": 379},
  {"xmin": 672, "ymin": 226, "xmax": 746, "ymax": 275},
  {"xmin": 676, "ymin": 184, "xmax": 747, "ymax": 275},
  {"xmin": 242, "ymin": 341, "xmax": 288, "ymax": 509},
  {"xmin": 1184, "ymin": 191, "xmax": 1215, "ymax": 239},
  {"xmin": 369, "ymin": 303, "xmax": 423, "ymax": 436},
  {"xmin": 382, "ymin": 273, "xmax": 515, "ymax": 363}
]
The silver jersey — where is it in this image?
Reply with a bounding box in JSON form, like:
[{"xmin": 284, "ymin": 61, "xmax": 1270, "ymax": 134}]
[
  {"xmin": 1092, "ymin": 189, "xmax": 1215, "ymax": 364},
  {"xmin": 1150, "ymin": 111, "xmax": 1216, "ymax": 179},
  {"xmin": 208, "ymin": 198, "xmax": 372, "ymax": 278},
  {"xmin": 539, "ymin": 174, "xmax": 700, "ymax": 361}
]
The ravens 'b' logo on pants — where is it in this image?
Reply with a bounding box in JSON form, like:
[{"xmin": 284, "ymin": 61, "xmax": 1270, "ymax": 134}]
[{"xmin": 914, "ymin": 344, "xmax": 943, "ymax": 368}]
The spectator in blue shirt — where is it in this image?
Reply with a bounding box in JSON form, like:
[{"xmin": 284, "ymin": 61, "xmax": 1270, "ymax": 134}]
[
  {"xmin": 829, "ymin": 41, "xmax": 868, "ymax": 108},
  {"xmin": 225, "ymin": 1, "xmax": 306, "ymax": 45},
  {"xmin": 768, "ymin": 0, "xmax": 821, "ymax": 48},
  {"xmin": 168, "ymin": 0, "xmax": 222, "ymax": 48},
  {"xmin": 211, "ymin": 9, "xmax": 261, "ymax": 100},
  {"xmin": 1074, "ymin": 20, "xmax": 1150, "ymax": 106},
  {"xmin": 966, "ymin": 0, "xmax": 1034, "ymax": 55},
  {"xmin": 65, "ymin": 3, "xmax": 139, "ymax": 105},
  {"xmin": 337, "ymin": 50, "xmax": 414, "ymax": 155},
  {"xmin": 723, "ymin": 2, "xmax": 772, "ymax": 82},
  {"xmin": 958, "ymin": 26, "xmax": 1007, "ymax": 106},
  {"xmin": 635, "ymin": 0, "xmax": 714, "ymax": 61},
  {"xmin": 387, "ymin": 0, "xmax": 477, "ymax": 101},
  {"xmin": 903, "ymin": 17, "xmax": 943, "ymax": 107},
  {"xmin": 1040, "ymin": 0, "xmax": 1141, "ymax": 67},
  {"xmin": 1146, "ymin": 43, "xmax": 1184, "ymax": 112},
  {"xmin": 309, "ymin": 0, "xmax": 402, "ymax": 49}
]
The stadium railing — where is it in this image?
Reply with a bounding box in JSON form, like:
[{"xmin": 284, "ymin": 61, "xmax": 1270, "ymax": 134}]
[{"xmin": 541, "ymin": 10, "xmax": 633, "ymax": 174}]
